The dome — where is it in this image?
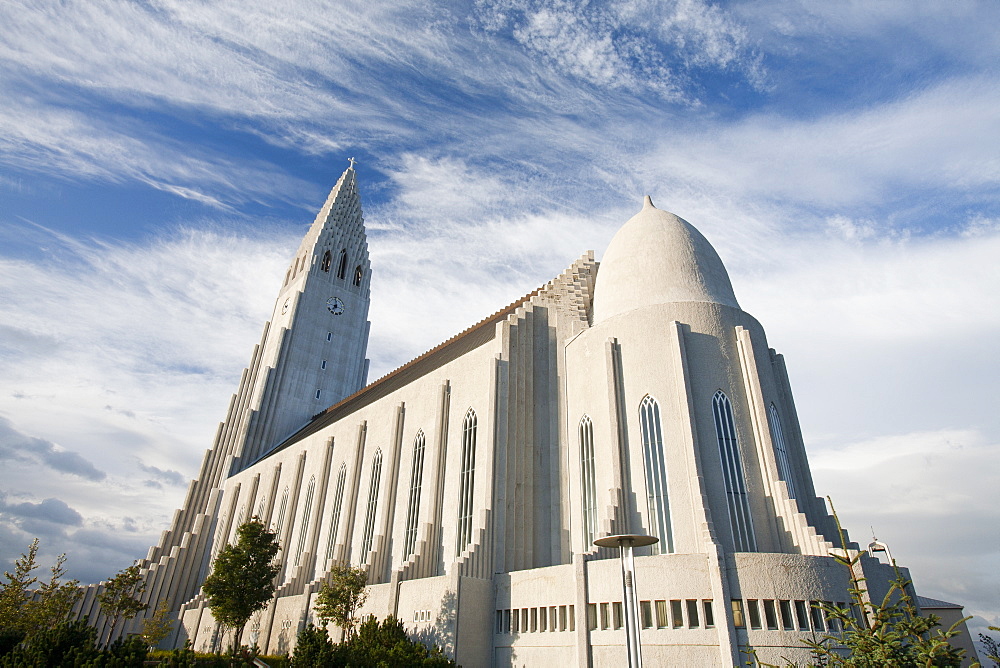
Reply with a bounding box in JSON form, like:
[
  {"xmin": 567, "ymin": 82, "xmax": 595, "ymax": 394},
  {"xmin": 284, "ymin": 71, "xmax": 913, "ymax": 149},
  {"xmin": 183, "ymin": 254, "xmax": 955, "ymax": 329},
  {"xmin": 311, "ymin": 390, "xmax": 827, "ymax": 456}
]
[{"xmin": 591, "ymin": 196, "xmax": 739, "ymax": 323}]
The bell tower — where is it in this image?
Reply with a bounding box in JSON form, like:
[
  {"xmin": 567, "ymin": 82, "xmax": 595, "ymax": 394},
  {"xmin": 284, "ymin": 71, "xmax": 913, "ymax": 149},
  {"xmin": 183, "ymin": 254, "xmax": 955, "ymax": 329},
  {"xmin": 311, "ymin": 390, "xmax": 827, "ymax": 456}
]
[{"xmin": 232, "ymin": 163, "xmax": 372, "ymax": 468}]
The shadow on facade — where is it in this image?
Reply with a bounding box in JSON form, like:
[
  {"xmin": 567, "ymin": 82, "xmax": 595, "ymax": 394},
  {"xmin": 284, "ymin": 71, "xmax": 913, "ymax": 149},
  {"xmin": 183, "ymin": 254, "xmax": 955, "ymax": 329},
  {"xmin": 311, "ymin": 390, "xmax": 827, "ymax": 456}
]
[{"xmin": 412, "ymin": 589, "xmax": 457, "ymax": 658}]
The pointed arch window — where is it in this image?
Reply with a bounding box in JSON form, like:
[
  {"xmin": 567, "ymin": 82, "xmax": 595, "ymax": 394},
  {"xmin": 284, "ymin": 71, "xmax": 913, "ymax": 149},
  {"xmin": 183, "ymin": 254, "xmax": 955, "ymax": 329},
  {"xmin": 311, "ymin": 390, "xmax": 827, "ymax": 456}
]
[
  {"xmin": 336, "ymin": 249, "xmax": 348, "ymax": 279},
  {"xmin": 579, "ymin": 416, "xmax": 597, "ymax": 548},
  {"xmin": 360, "ymin": 449, "xmax": 383, "ymax": 561},
  {"xmin": 768, "ymin": 403, "xmax": 796, "ymax": 499},
  {"xmin": 456, "ymin": 409, "xmax": 477, "ymax": 554},
  {"xmin": 639, "ymin": 396, "xmax": 673, "ymax": 553},
  {"xmin": 325, "ymin": 464, "xmax": 347, "ymax": 561},
  {"xmin": 321, "ymin": 250, "xmax": 332, "ymax": 273},
  {"xmin": 294, "ymin": 476, "xmax": 316, "ymax": 565},
  {"xmin": 403, "ymin": 431, "xmax": 427, "ymax": 558},
  {"xmin": 712, "ymin": 391, "xmax": 757, "ymax": 552},
  {"xmin": 274, "ymin": 486, "xmax": 290, "ymax": 535},
  {"xmin": 353, "ymin": 265, "xmax": 363, "ymax": 287}
]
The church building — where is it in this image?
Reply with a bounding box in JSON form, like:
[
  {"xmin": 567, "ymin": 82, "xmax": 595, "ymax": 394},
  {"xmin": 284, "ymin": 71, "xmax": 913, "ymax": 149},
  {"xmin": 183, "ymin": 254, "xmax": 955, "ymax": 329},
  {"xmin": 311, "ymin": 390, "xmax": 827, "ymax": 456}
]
[{"xmin": 74, "ymin": 165, "xmax": 926, "ymax": 665}]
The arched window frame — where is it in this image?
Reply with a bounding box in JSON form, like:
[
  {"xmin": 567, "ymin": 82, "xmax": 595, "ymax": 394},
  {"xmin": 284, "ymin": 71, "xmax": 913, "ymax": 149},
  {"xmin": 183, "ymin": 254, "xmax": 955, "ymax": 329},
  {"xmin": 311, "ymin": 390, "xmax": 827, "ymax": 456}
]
[
  {"xmin": 274, "ymin": 486, "xmax": 290, "ymax": 535},
  {"xmin": 768, "ymin": 403, "xmax": 796, "ymax": 499},
  {"xmin": 579, "ymin": 415, "xmax": 597, "ymax": 548},
  {"xmin": 353, "ymin": 265, "xmax": 363, "ymax": 287},
  {"xmin": 325, "ymin": 464, "xmax": 347, "ymax": 561},
  {"xmin": 336, "ymin": 249, "xmax": 348, "ymax": 280},
  {"xmin": 294, "ymin": 476, "xmax": 316, "ymax": 565},
  {"xmin": 639, "ymin": 395, "xmax": 673, "ymax": 553},
  {"xmin": 320, "ymin": 250, "xmax": 332, "ymax": 273},
  {"xmin": 712, "ymin": 391, "xmax": 757, "ymax": 552},
  {"xmin": 456, "ymin": 409, "xmax": 477, "ymax": 555},
  {"xmin": 403, "ymin": 431, "xmax": 427, "ymax": 558},
  {"xmin": 360, "ymin": 450, "xmax": 383, "ymax": 561}
]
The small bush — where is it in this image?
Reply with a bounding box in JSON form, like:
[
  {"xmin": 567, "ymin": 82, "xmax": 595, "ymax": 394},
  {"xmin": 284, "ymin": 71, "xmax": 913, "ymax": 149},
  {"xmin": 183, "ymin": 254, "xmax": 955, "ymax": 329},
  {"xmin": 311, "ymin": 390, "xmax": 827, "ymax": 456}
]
[
  {"xmin": 0, "ymin": 618, "xmax": 147, "ymax": 667},
  {"xmin": 290, "ymin": 616, "xmax": 456, "ymax": 667}
]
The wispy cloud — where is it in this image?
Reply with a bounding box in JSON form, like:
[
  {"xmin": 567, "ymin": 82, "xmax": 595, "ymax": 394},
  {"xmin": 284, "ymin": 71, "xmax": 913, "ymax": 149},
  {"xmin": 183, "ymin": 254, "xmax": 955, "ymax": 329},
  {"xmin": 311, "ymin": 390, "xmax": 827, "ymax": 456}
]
[{"xmin": 0, "ymin": 417, "xmax": 105, "ymax": 481}]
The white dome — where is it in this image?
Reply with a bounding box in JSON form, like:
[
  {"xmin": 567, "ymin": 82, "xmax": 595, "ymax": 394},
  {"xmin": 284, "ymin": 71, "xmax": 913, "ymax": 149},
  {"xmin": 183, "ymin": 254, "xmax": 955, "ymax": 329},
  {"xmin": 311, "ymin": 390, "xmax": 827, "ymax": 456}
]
[{"xmin": 592, "ymin": 196, "xmax": 739, "ymax": 323}]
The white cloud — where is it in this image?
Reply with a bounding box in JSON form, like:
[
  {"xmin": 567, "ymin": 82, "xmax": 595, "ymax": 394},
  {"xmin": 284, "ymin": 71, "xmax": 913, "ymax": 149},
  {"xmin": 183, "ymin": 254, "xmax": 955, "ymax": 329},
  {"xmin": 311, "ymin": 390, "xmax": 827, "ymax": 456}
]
[
  {"xmin": 639, "ymin": 74, "xmax": 1000, "ymax": 214},
  {"xmin": 0, "ymin": 220, "xmax": 298, "ymax": 581}
]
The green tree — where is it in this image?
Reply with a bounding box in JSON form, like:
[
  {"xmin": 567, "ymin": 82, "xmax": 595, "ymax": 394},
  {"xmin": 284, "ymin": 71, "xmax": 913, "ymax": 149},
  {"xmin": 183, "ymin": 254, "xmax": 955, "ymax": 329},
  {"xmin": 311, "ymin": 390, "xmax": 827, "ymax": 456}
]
[
  {"xmin": 980, "ymin": 625, "xmax": 999, "ymax": 667},
  {"xmin": 289, "ymin": 616, "xmax": 456, "ymax": 667},
  {"xmin": 201, "ymin": 518, "xmax": 280, "ymax": 652},
  {"xmin": 0, "ymin": 539, "xmax": 80, "ymax": 639},
  {"xmin": 0, "ymin": 539, "xmax": 39, "ymax": 633},
  {"xmin": 348, "ymin": 616, "xmax": 456, "ymax": 667},
  {"xmin": 290, "ymin": 624, "xmax": 339, "ymax": 667},
  {"xmin": 746, "ymin": 498, "xmax": 974, "ymax": 667},
  {"xmin": 313, "ymin": 564, "xmax": 368, "ymax": 641},
  {"xmin": 98, "ymin": 562, "xmax": 148, "ymax": 644},
  {"xmin": 0, "ymin": 617, "xmax": 148, "ymax": 667},
  {"xmin": 140, "ymin": 599, "xmax": 175, "ymax": 649},
  {"xmin": 33, "ymin": 552, "xmax": 82, "ymax": 631}
]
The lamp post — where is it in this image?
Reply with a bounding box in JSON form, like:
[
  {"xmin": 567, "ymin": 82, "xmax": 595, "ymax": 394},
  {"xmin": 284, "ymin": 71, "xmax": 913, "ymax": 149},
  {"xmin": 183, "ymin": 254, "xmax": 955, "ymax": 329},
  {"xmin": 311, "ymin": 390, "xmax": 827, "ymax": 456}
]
[{"xmin": 594, "ymin": 534, "xmax": 658, "ymax": 668}]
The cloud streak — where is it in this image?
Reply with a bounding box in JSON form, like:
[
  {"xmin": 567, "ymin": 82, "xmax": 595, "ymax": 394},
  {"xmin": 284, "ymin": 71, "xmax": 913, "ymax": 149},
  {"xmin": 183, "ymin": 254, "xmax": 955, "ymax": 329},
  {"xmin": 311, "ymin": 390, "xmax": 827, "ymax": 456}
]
[{"xmin": 0, "ymin": 417, "xmax": 106, "ymax": 481}]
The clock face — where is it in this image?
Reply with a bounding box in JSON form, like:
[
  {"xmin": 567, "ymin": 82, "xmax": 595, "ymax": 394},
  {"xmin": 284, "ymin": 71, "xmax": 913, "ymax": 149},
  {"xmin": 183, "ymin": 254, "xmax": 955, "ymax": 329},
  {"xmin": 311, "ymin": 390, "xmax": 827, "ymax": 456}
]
[{"xmin": 326, "ymin": 297, "xmax": 345, "ymax": 316}]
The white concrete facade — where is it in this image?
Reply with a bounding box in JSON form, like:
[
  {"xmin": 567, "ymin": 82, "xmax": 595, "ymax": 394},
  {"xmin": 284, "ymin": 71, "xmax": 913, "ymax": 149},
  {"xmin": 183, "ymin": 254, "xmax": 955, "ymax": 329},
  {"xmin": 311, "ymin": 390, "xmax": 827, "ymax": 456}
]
[{"xmin": 74, "ymin": 170, "xmax": 930, "ymax": 666}]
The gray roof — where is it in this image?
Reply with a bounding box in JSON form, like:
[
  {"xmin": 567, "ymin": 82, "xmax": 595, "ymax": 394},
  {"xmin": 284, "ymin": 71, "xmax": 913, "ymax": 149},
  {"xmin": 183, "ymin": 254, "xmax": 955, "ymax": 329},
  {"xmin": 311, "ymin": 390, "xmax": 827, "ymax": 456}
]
[{"xmin": 917, "ymin": 596, "xmax": 963, "ymax": 610}]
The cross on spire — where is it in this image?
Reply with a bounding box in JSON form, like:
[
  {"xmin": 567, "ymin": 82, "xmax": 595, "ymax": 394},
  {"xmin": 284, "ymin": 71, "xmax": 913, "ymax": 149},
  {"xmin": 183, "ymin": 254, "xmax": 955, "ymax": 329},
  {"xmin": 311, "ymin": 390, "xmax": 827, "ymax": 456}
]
[{"xmin": 348, "ymin": 156, "xmax": 357, "ymax": 170}]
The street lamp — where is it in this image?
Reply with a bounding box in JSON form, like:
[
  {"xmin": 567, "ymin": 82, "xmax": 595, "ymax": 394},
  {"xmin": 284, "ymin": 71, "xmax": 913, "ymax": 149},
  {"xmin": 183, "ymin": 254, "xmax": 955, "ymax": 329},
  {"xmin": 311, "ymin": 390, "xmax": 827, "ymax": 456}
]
[{"xmin": 593, "ymin": 534, "xmax": 658, "ymax": 668}]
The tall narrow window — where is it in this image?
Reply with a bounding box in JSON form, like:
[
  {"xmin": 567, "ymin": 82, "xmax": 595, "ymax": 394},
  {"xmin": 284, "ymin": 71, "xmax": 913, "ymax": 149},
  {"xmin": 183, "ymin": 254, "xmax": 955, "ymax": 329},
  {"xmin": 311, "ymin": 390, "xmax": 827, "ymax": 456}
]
[
  {"xmin": 324, "ymin": 464, "xmax": 347, "ymax": 561},
  {"xmin": 353, "ymin": 265, "xmax": 363, "ymax": 287},
  {"xmin": 579, "ymin": 416, "xmax": 597, "ymax": 547},
  {"xmin": 713, "ymin": 391, "xmax": 757, "ymax": 551},
  {"xmin": 294, "ymin": 477, "xmax": 316, "ymax": 565},
  {"xmin": 768, "ymin": 403, "xmax": 797, "ymax": 499},
  {"xmin": 403, "ymin": 431, "xmax": 427, "ymax": 558},
  {"xmin": 456, "ymin": 409, "xmax": 477, "ymax": 554},
  {"xmin": 639, "ymin": 396, "xmax": 673, "ymax": 553},
  {"xmin": 360, "ymin": 450, "xmax": 383, "ymax": 561},
  {"xmin": 336, "ymin": 249, "xmax": 348, "ymax": 279},
  {"xmin": 320, "ymin": 250, "xmax": 332, "ymax": 272},
  {"xmin": 274, "ymin": 487, "xmax": 289, "ymax": 535}
]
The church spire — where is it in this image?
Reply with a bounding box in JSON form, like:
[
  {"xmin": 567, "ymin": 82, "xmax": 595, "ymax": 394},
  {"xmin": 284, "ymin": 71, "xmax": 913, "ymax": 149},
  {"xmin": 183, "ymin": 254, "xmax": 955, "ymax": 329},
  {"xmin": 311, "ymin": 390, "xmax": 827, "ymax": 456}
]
[{"xmin": 234, "ymin": 162, "xmax": 372, "ymax": 466}]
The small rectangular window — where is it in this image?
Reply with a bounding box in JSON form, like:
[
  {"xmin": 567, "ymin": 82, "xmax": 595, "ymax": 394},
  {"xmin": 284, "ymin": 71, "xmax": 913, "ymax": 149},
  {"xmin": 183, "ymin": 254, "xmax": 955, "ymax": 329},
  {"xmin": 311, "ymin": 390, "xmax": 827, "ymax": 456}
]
[
  {"xmin": 530, "ymin": 607, "xmax": 537, "ymax": 632},
  {"xmin": 779, "ymin": 600, "xmax": 794, "ymax": 630},
  {"xmin": 747, "ymin": 599, "xmax": 762, "ymax": 629},
  {"xmin": 326, "ymin": 332, "xmax": 332, "ymax": 341},
  {"xmin": 640, "ymin": 601, "xmax": 653, "ymax": 629},
  {"xmin": 686, "ymin": 600, "xmax": 699, "ymax": 628},
  {"xmin": 587, "ymin": 603, "xmax": 597, "ymax": 630},
  {"xmin": 810, "ymin": 602, "xmax": 826, "ymax": 631},
  {"xmin": 559, "ymin": 605, "xmax": 567, "ymax": 631},
  {"xmin": 832, "ymin": 602, "xmax": 846, "ymax": 633},
  {"xmin": 503, "ymin": 609, "xmax": 511, "ymax": 634},
  {"xmin": 540, "ymin": 606, "xmax": 548, "ymax": 632},
  {"xmin": 569, "ymin": 605, "xmax": 575, "ymax": 631},
  {"xmin": 612, "ymin": 602, "xmax": 624, "ymax": 630},
  {"xmin": 703, "ymin": 600, "xmax": 715, "ymax": 628},
  {"xmin": 763, "ymin": 600, "xmax": 778, "ymax": 630},
  {"xmin": 315, "ymin": 389, "xmax": 322, "ymax": 399},
  {"xmin": 671, "ymin": 600, "xmax": 684, "ymax": 628},
  {"xmin": 522, "ymin": 608, "xmax": 529, "ymax": 633},
  {"xmin": 321, "ymin": 360, "xmax": 327, "ymax": 370},
  {"xmin": 795, "ymin": 600, "xmax": 810, "ymax": 630},
  {"xmin": 731, "ymin": 600, "xmax": 745, "ymax": 628},
  {"xmin": 496, "ymin": 610, "xmax": 503, "ymax": 634},
  {"xmin": 600, "ymin": 602, "xmax": 610, "ymax": 630},
  {"xmin": 512, "ymin": 608, "xmax": 519, "ymax": 633},
  {"xmin": 655, "ymin": 600, "xmax": 669, "ymax": 629}
]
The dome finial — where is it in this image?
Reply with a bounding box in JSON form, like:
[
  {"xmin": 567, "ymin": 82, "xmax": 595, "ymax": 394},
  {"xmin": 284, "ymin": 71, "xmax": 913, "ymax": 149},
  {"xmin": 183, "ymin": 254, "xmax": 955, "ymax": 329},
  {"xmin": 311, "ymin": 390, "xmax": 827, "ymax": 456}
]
[{"xmin": 643, "ymin": 195, "xmax": 655, "ymax": 209}]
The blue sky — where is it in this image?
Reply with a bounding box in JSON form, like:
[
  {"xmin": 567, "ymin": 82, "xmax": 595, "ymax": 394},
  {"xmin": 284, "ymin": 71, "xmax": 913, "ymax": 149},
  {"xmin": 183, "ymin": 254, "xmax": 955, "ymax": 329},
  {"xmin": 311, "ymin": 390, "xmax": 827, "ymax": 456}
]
[{"xmin": 1, "ymin": 0, "xmax": 998, "ymax": 649}]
